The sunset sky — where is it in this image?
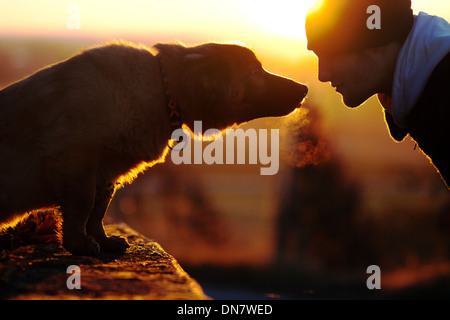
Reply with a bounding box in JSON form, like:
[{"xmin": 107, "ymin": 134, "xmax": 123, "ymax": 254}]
[{"xmin": 1, "ymin": 0, "xmax": 450, "ymax": 60}]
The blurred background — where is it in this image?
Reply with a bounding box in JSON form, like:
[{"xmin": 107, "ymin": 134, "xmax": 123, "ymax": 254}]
[{"xmin": 1, "ymin": 0, "xmax": 450, "ymax": 299}]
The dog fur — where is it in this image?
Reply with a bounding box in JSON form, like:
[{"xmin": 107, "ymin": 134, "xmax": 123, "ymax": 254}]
[{"xmin": 0, "ymin": 41, "xmax": 307, "ymax": 255}]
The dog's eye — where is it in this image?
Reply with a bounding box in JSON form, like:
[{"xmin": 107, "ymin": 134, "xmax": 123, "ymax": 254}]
[{"xmin": 250, "ymin": 67, "xmax": 262, "ymax": 76}]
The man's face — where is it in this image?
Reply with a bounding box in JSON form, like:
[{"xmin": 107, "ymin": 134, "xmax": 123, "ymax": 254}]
[{"xmin": 317, "ymin": 50, "xmax": 381, "ymax": 108}]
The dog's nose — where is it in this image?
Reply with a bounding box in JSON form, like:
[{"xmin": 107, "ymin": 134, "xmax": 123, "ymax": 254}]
[{"xmin": 298, "ymin": 84, "xmax": 308, "ymax": 99}]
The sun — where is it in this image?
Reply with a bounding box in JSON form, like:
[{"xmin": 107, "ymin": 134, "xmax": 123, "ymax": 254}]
[{"xmin": 241, "ymin": 0, "xmax": 316, "ymax": 39}]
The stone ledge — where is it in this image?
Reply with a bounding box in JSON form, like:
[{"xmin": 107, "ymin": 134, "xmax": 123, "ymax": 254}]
[{"xmin": 0, "ymin": 222, "xmax": 209, "ymax": 300}]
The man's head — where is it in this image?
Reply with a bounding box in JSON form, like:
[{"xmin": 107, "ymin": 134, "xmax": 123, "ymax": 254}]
[{"xmin": 306, "ymin": 0, "xmax": 414, "ymax": 108}]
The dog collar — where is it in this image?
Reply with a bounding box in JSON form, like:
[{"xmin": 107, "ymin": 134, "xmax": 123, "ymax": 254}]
[{"xmin": 156, "ymin": 55, "xmax": 183, "ymax": 144}]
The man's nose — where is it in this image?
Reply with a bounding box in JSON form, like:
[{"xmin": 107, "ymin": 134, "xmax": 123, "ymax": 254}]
[{"xmin": 318, "ymin": 58, "xmax": 332, "ymax": 83}]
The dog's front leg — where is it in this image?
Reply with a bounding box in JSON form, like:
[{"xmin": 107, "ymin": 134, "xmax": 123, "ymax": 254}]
[
  {"xmin": 60, "ymin": 189, "xmax": 101, "ymax": 256},
  {"xmin": 86, "ymin": 183, "xmax": 129, "ymax": 253}
]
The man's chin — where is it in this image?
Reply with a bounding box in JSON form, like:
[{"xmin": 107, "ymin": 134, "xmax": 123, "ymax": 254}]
[{"xmin": 342, "ymin": 95, "xmax": 367, "ymax": 109}]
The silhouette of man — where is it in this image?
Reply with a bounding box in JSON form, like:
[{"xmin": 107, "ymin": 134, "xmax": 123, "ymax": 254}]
[{"xmin": 306, "ymin": 0, "xmax": 450, "ymax": 188}]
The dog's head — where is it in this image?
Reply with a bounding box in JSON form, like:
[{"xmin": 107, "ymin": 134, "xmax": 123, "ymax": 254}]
[{"xmin": 155, "ymin": 42, "xmax": 308, "ymax": 132}]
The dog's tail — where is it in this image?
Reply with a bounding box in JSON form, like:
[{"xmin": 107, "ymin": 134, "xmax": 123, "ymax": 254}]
[{"xmin": 0, "ymin": 209, "xmax": 62, "ymax": 250}]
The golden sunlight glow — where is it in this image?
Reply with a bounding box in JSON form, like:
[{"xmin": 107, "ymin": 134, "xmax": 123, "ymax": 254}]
[
  {"xmin": 1, "ymin": 0, "xmax": 450, "ymax": 49},
  {"xmin": 306, "ymin": 0, "xmax": 327, "ymax": 17},
  {"xmin": 240, "ymin": 0, "xmax": 317, "ymax": 39}
]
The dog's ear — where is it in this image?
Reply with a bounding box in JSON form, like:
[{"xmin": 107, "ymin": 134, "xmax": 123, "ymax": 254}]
[
  {"xmin": 156, "ymin": 43, "xmax": 234, "ymax": 105},
  {"xmin": 153, "ymin": 42, "xmax": 187, "ymax": 57},
  {"xmin": 182, "ymin": 51, "xmax": 232, "ymax": 104}
]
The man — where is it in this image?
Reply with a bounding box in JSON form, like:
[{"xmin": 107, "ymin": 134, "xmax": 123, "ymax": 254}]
[{"xmin": 305, "ymin": 0, "xmax": 450, "ymax": 189}]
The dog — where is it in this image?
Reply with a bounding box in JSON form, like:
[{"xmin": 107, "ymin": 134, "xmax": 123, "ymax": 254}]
[{"xmin": 0, "ymin": 41, "xmax": 307, "ymax": 255}]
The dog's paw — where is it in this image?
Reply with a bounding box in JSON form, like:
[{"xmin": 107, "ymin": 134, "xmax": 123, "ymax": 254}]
[
  {"xmin": 63, "ymin": 235, "xmax": 100, "ymax": 256},
  {"xmin": 96, "ymin": 235, "xmax": 130, "ymax": 253}
]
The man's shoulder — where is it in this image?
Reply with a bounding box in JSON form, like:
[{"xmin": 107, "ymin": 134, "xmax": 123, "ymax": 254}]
[
  {"xmin": 425, "ymin": 52, "xmax": 450, "ymax": 88},
  {"xmin": 414, "ymin": 52, "xmax": 450, "ymax": 116},
  {"xmin": 385, "ymin": 52, "xmax": 450, "ymax": 142},
  {"xmin": 407, "ymin": 52, "xmax": 450, "ymax": 187}
]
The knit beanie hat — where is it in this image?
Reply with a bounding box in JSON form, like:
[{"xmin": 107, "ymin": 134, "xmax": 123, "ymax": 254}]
[{"xmin": 306, "ymin": 0, "xmax": 414, "ymax": 55}]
